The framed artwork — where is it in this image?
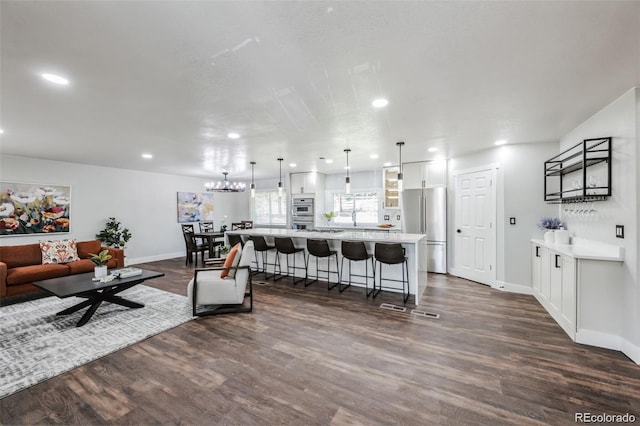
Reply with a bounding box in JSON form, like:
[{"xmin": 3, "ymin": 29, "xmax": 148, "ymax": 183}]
[
  {"xmin": 0, "ymin": 181, "xmax": 71, "ymax": 236},
  {"xmin": 177, "ymin": 192, "xmax": 214, "ymax": 223}
]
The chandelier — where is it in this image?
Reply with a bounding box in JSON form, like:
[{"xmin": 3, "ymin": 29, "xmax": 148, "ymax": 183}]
[{"xmin": 205, "ymin": 172, "xmax": 246, "ymax": 192}]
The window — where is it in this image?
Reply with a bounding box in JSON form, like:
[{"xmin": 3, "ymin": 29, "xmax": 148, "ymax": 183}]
[
  {"xmin": 253, "ymin": 190, "xmax": 287, "ymax": 226},
  {"xmin": 332, "ymin": 191, "xmax": 379, "ymax": 225}
]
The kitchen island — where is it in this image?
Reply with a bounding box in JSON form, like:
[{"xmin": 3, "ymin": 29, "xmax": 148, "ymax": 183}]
[{"xmin": 226, "ymin": 228, "xmax": 426, "ymax": 305}]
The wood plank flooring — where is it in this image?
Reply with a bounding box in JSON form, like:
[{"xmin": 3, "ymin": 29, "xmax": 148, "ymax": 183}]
[{"xmin": 2, "ymin": 258, "xmax": 639, "ymax": 425}]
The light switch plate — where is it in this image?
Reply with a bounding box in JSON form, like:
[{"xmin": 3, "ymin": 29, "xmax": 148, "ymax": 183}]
[
  {"xmin": 396, "ymin": 215, "xmax": 401, "ymax": 220},
  {"xmin": 509, "ymin": 217, "xmax": 516, "ymax": 225},
  {"xmin": 616, "ymin": 225, "xmax": 624, "ymax": 238}
]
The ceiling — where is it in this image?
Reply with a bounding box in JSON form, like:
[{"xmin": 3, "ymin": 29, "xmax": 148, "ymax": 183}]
[{"xmin": 1, "ymin": 1, "xmax": 639, "ymax": 182}]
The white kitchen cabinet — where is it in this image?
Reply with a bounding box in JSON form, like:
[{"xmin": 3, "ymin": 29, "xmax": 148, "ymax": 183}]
[
  {"xmin": 530, "ymin": 240, "xmax": 624, "ymax": 346},
  {"xmin": 401, "ymin": 161, "xmax": 447, "ymax": 189},
  {"xmin": 531, "ymin": 242, "xmax": 576, "ymax": 338},
  {"xmin": 290, "ymin": 172, "xmax": 324, "ymax": 195},
  {"xmin": 383, "ymin": 167, "xmax": 400, "ymax": 209},
  {"xmin": 402, "ymin": 162, "xmax": 425, "ymax": 190}
]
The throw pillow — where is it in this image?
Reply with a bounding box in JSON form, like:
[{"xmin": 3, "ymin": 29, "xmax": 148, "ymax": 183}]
[
  {"xmin": 220, "ymin": 243, "xmax": 242, "ymax": 279},
  {"xmin": 40, "ymin": 239, "xmax": 80, "ymax": 264}
]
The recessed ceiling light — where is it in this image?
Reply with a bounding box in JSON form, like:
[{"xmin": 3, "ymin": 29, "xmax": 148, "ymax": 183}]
[
  {"xmin": 370, "ymin": 153, "xmax": 379, "ymax": 159},
  {"xmin": 227, "ymin": 132, "xmax": 240, "ymax": 139},
  {"xmin": 325, "ymin": 158, "xmax": 333, "ymax": 164},
  {"xmin": 494, "ymin": 139, "xmax": 507, "ymax": 146},
  {"xmin": 289, "ymin": 163, "xmax": 297, "ymax": 167},
  {"xmin": 141, "ymin": 153, "xmax": 153, "ymax": 159},
  {"xmin": 344, "ymin": 166, "xmax": 351, "ymax": 170},
  {"xmin": 384, "ymin": 162, "xmax": 392, "ymax": 167},
  {"xmin": 372, "ymin": 98, "xmax": 388, "ymax": 108},
  {"xmin": 428, "ymin": 147, "xmax": 438, "ymax": 153},
  {"xmin": 41, "ymin": 73, "xmax": 69, "ymax": 85}
]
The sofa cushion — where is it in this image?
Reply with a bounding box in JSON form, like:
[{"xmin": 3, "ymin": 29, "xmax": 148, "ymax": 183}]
[
  {"xmin": 40, "ymin": 239, "xmax": 80, "ymax": 264},
  {"xmin": 6, "ymin": 264, "xmax": 70, "ymax": 285},
  {"xmin": 0, "ymin": 243, "xmax": 41, "ymax": 268},
  {"xmin": 77, "ymin": 240, "xmax": 102, "ymax": 259},
  {"xmin": 66, "ymin": 259, "xmax": 97, "ymax": 275}
]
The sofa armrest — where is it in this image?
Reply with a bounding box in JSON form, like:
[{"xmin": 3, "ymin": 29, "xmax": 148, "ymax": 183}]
[
  {"xmin": 0, "ymin": 262, "xmax": 7, "ymax": 298},
  {"xmin": 104, "ymin": 247, "xmax": 125, "ymax": 268}
]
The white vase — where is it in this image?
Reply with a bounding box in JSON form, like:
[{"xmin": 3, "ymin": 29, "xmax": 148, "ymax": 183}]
[
  {"xmin": 94, "ymin": 265, "xmax": 108, "ymax": 278},
  {"xmin": 555, "ymin": 229, "xmax": 570, "ymax": 245},
  {"xmin": 543, "ymin": 230, "xmax": 555, "ymax": 244}
]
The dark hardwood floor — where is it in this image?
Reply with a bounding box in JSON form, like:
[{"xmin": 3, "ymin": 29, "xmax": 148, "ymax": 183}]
[{"xmin": 2, "ymin": 258, "xmax": 639, "ymax": 425}]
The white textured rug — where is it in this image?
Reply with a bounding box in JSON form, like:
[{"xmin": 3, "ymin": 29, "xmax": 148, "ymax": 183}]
[{"xmin": 0, "ymin": 285, "xmax": 192, "ymax": 399}]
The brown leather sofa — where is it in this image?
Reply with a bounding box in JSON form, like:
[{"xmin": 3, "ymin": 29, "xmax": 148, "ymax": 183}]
[{"xmin": 0, "ymin": 240, "xmax": 124, "ymax": 298}]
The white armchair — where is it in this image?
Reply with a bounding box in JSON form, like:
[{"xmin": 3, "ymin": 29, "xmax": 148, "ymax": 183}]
[{"xmin": 187, "ymin": 241, "xmax": 255, "ymax": 316}]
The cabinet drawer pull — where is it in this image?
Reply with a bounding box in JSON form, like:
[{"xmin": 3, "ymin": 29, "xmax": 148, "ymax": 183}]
[{"xmin": 555, "ymin": 254, "xmax": 561, "ymax": 268}]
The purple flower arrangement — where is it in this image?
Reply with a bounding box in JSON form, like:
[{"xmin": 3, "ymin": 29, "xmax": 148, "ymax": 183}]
[{"xmin": 538, "ymin": 217, "xmax": 566, "ymax": 230}]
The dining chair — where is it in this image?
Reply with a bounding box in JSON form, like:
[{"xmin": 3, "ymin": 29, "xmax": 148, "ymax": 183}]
[
  {"xmin": 181, "ymin": 224, "xmax": 208, "ymax": 266},
  {"xmin": 199, "ymin": 221, "xmax": 215, "ymax": 232}
]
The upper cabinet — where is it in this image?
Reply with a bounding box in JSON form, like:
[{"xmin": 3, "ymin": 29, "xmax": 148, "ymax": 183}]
[
  {"xmin": 383, "ymin": 167, "xmax": 400, "ymax": 209},
  {"xmin": 290, "ymin": 172, "xmax": 325, "ymax": 195},
  {"xmin": 544, "ymin": 137, "xmax": 611, "ymax": 203},
  {"xmin": 402, "ymin": 161, "xmax": 447, "ymax": 189}
]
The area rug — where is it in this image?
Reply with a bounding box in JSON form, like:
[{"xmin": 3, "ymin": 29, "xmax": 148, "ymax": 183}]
[{"xmin": 0, "ymin": 285, "xmax": 192, "ymax": 399}]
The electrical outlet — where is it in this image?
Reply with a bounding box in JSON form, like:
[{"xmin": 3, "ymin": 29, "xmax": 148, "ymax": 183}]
[
  {"xmin": 509, "ymin": 217, "xmax": 516, "ymax": 225},
  {"xmin": 384, "ymin": 215, "xmax": 390, "ymax": 220},
  {"xmin": 616, "ymin": 225, "xmax": 624, "ymax": 239}
]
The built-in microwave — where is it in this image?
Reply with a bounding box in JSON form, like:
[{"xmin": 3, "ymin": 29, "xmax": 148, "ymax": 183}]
[{"xmin": 292, "ymin": 197, "xmax": 314, "ymax": 216}]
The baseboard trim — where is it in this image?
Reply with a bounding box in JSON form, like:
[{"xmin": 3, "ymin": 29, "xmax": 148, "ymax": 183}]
[
  {"xmin": 576, "ymin": 329, "xmax": 622, "ymax": 352},
  {"xmin": 497, "ymin": 280, "xmax": 533, "ymax": 295},
  {"xmin": 127, "ymin": 251, "xmax": 185, "ymax": 265},
  {"xmin": 621, "ymin": 338, "xmax": 640, "ymax": 364}
]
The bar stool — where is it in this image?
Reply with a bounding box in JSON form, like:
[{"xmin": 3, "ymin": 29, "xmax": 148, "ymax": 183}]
[
  {"xmin": 250, "ymin": 235, "xmax": 276, "ymax": 279},
  {"xmin": 340, "ymin": 240, "xmax": 375, "ymax": 296},
  {"xmin": 305, "ymin": 238, "xmax": 340, "ymax": 290},
  {"xmin": 274, "ymin": 237, "xmax": 307, "ymax": 285},
  {"xmin": 227, "ymin": 233, "xmax": 244, "ymax": 248},
  {"xmin": 374, "ymin": 243, "xmax": 410, "ymax": 303}
]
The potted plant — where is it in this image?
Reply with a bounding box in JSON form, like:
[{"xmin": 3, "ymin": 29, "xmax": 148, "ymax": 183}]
[
  {"xmin": 89, "ymin": 249, "xmax": 112, "ymax": 278},
  {"xmin": 96, "ymin": 217, "xmax": 132, "ymax": 248},
  {"xmin": 538, "ymin": 217, "xmax": 566, "ymax": 244},
  {"xmin": 323, "ymin": 211, "xmax": 335, "ymax": 226}
]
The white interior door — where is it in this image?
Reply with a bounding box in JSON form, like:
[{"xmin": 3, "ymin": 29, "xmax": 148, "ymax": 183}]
[{"xmin": 453, "ymin": 167, "xmax": 496, "ymax": 286}]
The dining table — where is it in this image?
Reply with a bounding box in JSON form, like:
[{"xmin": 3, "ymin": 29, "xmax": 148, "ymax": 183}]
[{"xmin": 194, "ymin": 231, "xmax": 225, "ymax": 260}]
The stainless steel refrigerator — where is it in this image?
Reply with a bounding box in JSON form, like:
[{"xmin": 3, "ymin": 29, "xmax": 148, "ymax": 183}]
[{"xmin": 400, "ymin": 187, "xmax": 447, "ymax": 273}]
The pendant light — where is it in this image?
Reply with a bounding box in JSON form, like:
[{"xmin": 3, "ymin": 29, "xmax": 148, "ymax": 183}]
[
  {"xmin": 396, "ymin": 141, "xmax": 405, "ymax": 192},
  {"xmin": 277, "ymin": 158, "xmax": 284, "ymax": 197},
  {"xmin": 344, "ymin": 149, "xmax": 351, "ymax": 194},
  {"xmin": 250, "ymin": 161, "xmax": 256, "ymax": 198}
]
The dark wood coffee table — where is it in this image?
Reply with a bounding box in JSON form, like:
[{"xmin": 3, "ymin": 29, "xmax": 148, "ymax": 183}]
[{"xmin": 33, "ymin": 269, "xmax": 165, "ymax": 327}]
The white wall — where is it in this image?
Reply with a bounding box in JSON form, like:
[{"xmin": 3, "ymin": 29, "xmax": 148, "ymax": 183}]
[
  {"xmin": 0, "ymin": 156, "xmax": 251, "ymax": 263},
  {"xmin": 558, "ymin": 87, "xmax": 639, "ymax": 357},
  {"xmin": 448, "ymin": 142, "xmax": 559, "ymax": 291}
]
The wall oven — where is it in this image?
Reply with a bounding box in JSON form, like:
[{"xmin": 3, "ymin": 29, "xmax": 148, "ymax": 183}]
[{"xmin": 292, "ymin": 197, "xmax": 314, "ymax": 216}]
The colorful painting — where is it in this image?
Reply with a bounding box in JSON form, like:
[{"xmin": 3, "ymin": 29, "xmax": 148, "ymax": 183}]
[
  {"xmin": 177, "ymin": 192, "xmax": 214, "ymax": 223},
  {"xmin": 0, "ymin": 181, "xmax": 71, "ymax": 236}
]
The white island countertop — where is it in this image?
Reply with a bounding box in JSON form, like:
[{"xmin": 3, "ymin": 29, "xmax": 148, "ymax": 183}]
[
  {"xmin": 228, "ymin": 228, "xmax": 425, "ymax": 244},
  {"xmin": 531, "ymin": 238, "xmax": 624, "ymax": 262}
]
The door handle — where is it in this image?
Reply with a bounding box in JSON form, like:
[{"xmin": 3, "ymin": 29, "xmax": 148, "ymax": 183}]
[
  {"xmin": 555, "ymin": 254, "xmax": 561, "ymax": 268},
  {"xmin": 456, "ymin": 229, "xmax": 462, "ymax": 233}
]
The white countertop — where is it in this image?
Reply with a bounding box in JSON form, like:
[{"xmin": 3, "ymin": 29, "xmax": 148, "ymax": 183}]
[
  {"xmin": 314, "ymin": 225, "xmax": 402, "ymax": 232},
  {"xmin": 228, "ymin": 228, "xmax": 425, "ymax": 244},
  {"xmin": 531, "ymin": 238, "xmax": 624, "ymax": 262}
]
